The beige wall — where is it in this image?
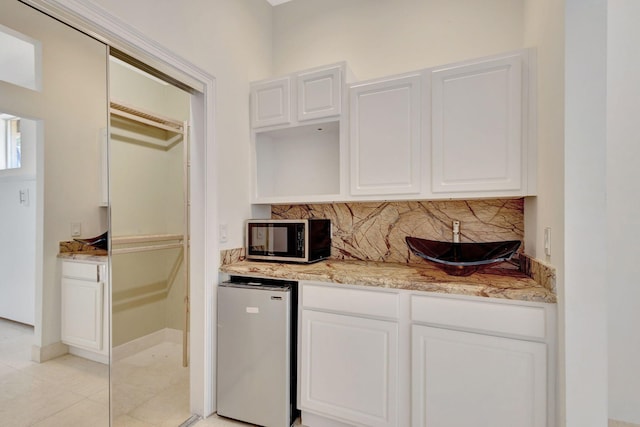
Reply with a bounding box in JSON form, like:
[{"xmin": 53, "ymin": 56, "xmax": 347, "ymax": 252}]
[{"xmin": 273, "ymin": 0, "xmax": 525, "ymax": 79}]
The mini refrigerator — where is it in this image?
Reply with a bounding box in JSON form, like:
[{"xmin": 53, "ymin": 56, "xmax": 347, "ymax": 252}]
[{"xmin": 216, "ymin": 276, "xmax": 298, "ymax": 427}]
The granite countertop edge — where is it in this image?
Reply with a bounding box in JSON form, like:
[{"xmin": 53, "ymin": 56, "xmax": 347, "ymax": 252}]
[{"xmin": 220, "ymin": 259, "xmax": 557, "ymax": 304}]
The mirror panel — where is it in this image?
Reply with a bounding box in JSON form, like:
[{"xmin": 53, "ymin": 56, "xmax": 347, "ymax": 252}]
[{"xmin": 0, "ymin": 1, "xmax": 109, "ymax": 426}]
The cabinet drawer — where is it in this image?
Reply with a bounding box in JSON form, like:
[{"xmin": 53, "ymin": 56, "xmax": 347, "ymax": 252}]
[
  {"xmin": 302, "ymin": 283, "xmax": 399, "ymax": 319},
  {"xmin": 62, "ymin": 261, "xmax": 100, "ymax": 282},
  {"xmin": 411, "ymin": 294, "xmax": 547, "ymax": 340}
]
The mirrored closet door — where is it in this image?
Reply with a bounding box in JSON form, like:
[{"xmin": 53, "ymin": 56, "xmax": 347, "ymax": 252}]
[
  {"xmin": 0, "ymin": 0, "xmax": 109, "ymax": 425},
  {"xmin": 108, "ymin": 54, "xmax": 192, "ymax": 426}
]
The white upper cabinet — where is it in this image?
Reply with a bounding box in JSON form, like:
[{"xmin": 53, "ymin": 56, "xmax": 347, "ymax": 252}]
[
  {"xmin": 298, "ymin": 66, "xmax": 342, "ymax": 121},
  {"xmin": 250, "ymin": 63, "xmax": 351, "ymax": 203},
  {"xmin": 251, "ymin": 76, "xmax": 291, "ymax": 128},
  {"xmin": 251, "ymin": 64, "xmax": 345, "ymax": 130},
  {"xmin": 349, "ymin": 73, "xmax": 424, "ymax": 196},
  {"xmin": 248, "ymin": 49, "xmax": 535, "ymax": 204},
  {"xmin": 430, "ymin": 50, "xmax": 534, "ymax": 196}
]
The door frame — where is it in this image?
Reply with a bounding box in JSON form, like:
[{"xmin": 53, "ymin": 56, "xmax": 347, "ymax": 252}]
[{"xmin": 21, "ymin": 0, "xmax": 219, "ymax": 417}]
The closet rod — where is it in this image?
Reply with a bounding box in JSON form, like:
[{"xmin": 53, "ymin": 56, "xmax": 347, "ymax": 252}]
[{"xmin": 110, "ymin": 100, "xmax": 185, "ymax": 135}]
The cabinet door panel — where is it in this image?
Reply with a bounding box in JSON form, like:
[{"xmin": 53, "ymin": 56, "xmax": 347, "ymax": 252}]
[
  {"xmin": 251, "ymin": 77, "xmax": 291, "ymax": 128},
  {"xmin": 350, "ymin": 75, "xmax": 422, "ymax": 196},
  {"xmin": 431, "ymin": 54, "xmax": 523, "ymax": 194},
  {"xmin": 300, "ymin": 310, "xmax": 398, "ymax": 427},
  {"xmin": 61, "ymin": 277, "xmax": 103, "ymax": 350},
  {"xmin": 298, "ymin": 66, "xmax": 341, "ymax": 121},
  {"xmin": 412, "ymin": 325, "xmax": 546, "ymax": 427}
]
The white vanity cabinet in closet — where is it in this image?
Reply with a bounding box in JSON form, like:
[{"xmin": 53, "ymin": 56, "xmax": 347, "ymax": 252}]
[
  {"xmin": 410, "ymin": 293, "xmax": 553, "ymax": 427},
  {"xmin": 349, "ymin": 73, "xmax": 425, "ymax": 197},
  {"xmin": 61, "ymin": 259, "xmax": 109, "ymax": 363},
  {"xmin": 430, "ymin": 49, "xmax": 535, "ymax": 197},
  {"xmin": 299, "ymin": 282, "xmax": 400, "ymax": 427}
]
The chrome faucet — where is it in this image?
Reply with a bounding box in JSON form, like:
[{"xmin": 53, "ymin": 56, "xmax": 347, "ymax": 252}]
[{"xmin": 452, "ymin": 220, "xmax": 460, "ymax": 243}]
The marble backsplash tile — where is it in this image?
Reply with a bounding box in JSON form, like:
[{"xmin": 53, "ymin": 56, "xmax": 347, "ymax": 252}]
[
  {"xmin": 519, "ymin": 253, "xmax": 556, "ymax": 293},
  {"xmin": 272, "ymin": 199, "xmax": 524, "ymax": 265}
]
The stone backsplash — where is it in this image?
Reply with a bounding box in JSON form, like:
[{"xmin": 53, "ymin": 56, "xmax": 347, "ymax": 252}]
[{"xmin": 272, "ymin": 199, "xmax": 524, "ymax": 265}]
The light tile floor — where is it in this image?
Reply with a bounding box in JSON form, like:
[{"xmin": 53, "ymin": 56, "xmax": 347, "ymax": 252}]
[
  {"xmin": 0, "ymin": 317, "xmax": 295, "ymax": 427},
  {"xmin": 0, "ymin": 318, "xmax": 109, "ymax": 427},
  {"xmin": 111, "ymin": 341, "xmax": 191, "ymax": 426}
]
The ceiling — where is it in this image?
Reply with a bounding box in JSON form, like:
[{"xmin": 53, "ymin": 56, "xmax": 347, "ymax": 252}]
[{"xmin": 267, "ymin": 0, "xmax": 293, "ymax": 5}]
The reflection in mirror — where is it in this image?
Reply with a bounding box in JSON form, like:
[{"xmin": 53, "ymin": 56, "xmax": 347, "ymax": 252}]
[
  {"xmin": 1, "ymin": 1, "xmax": 109, "ymax": 426},
  {"xmin": 0, "ymin": 23, "xmax": 41, "ymax": 91},
  {"xmin": 0, "ymin": 113, "xmax": 21, "ymax": 169}
]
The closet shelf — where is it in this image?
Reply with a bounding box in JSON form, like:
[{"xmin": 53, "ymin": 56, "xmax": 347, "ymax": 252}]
[{"xmin": 110, "ymin": 100, "xmax": 185, "ymax": 134}]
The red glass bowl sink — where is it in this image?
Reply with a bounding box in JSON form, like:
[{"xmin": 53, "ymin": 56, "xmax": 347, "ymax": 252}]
[{"xmin": 405, "ymin": 236, "xmax": 521, "ymax": 277}]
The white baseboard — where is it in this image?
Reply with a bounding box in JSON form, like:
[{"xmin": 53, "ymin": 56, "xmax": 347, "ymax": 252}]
[
  {"xmin": 610, "ymin": 420, "xmax": 640, "ymax": 427},
  {"xmin": 112, "ymin": 328, "xmax": 184, "ymax": 361},
  {"xmin": 68, "ymin": 346, "xmax": 109, "ymax": 365},
  {"xmin": 31, "ymin": 341, "xmax": 68, "ymax": 363}
]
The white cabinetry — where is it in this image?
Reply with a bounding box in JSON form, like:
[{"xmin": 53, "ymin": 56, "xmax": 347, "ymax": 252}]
[
  {"xmin": 298, "ymin": 66, "xmax": 342, "ymax": 121},
  {"xmin": 61, "ymin": 259, "xmax": 109, "ymax": 364},
  {"xmin": 430, "ymin": 50, "xmax": 534, "ymax": 196},
  {"xmin": 412, "ymin": 325, "xmax": 546, "ymax": 427},
  {"xmin": 250, "ymin": 63, "xmax": 351, "ymax": 203},
  {"xmin": 349, "ymin": 74, "xmax": 424, "ymax": 196},
  {"xmin": 411, "ymin": 293, "xmax": 552, "ymax": 427},
  {"xmin": 299, "ymin": 283, "xmax": 399, "ymax": 427},
  {"xmin": 298, "ymin": 282, "xmax": 556, "ymax": 427},
  {"xmin": 251, "ymin": 77, "xmax": 291, "ymax": 128}
]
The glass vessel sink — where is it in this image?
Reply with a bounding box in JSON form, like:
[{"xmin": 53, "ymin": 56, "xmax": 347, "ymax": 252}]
[
  {"xmin": 74, "ymin": 231, "xmax": 108, "ymax": 251},
  {"xmin": 405, "ymin": 236, "xmax": 521, "ymax": 276}
]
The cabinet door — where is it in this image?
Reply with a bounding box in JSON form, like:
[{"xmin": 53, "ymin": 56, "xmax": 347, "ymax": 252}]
[
  {"xmin": 300, "ymin": 309, "xmax": 398, "ymax": 427},
  {"xmin": 431, "ymin": 53, "xmax": 524, "ymax": 194},
  {"xmin": 412, "ymin": 325, "xmax": 546, "ymax": 427},
  {"xmin": 251, "ymin": 76, "xmax": 291, "ymax": 128},
  {"xmin": 349, "ymin": 74, "xmax": 422, "ymax": 196},
  {"xmin": 61, "ymin": 277, "xmax": 104, "ymax": 351},
  {"xmin": 297, "ymin": 66, "xmax": 342, "ymax": 121}
]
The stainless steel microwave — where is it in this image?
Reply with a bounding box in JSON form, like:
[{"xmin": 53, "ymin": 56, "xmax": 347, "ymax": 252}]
[{"xmin": 246, "ymin": 219, "xmax": 331, "ymax": 263}]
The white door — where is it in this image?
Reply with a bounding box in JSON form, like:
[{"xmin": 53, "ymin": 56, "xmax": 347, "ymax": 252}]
[
  {"xmin": 251, "ymin": 76, "xmax": 291, "ymax": 128},
  {"xmin": 300, "ymin": 309, "xmax": 399, "ymax": 427},
  {"xmin": 297, "ymin": 66, "xmax": 342, "ymax": 121},
  {"xmin": 431, "ymin": 53, "xmax": 524, "ymax": 194},
  {"xmin": 61, "ymin": 276, "xmax": 104, "ymax": 351},
  {"xmin": 412, "ymin": 325, "xmax": 547, "ymax": 427},
  {"xmin": 349, "ymin": 74, "xmax": 423, "ymax": 196}
]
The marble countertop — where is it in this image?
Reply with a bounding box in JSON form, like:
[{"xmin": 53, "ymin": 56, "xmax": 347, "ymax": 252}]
[{"xmin": 220, "ymin": 259, "xmax": 557, "ymax": 303}]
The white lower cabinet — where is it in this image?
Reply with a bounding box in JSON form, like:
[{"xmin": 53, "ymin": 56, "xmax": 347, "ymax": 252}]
[
  {"xmin": 299, "ymin": 282, "xmax": 399, "ymax": 427},
  {"xmin": 61, "ymin": 259, "xmax": 109, "ymax": 363},
  {"xmin": 298, "ymin": 282, "xmax": 556, "ymax": 427},
  {"xmin": 411, "ymin": 325, "xmax": 547, "ymax": 427}
]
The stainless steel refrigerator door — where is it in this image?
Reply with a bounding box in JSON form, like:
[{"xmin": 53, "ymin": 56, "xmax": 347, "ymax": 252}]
[{"xmin": 217, "ymin": 284, "xmax": 292, "ymax": 427}]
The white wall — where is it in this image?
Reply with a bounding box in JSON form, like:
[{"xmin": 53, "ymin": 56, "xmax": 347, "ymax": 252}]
[
  {"xmin": 92, "ymin": 0, "xmax": 273, "ymax": 250},
  {"xmin": 564, "ymin": 1, "xmax": 609, "ymax": 426},
  {"xmin": 273, "ymin": 0, "xmax": 525, "ymax": 80},
  {"xmin": 607, "ymin": 1, "xmax": 640, "ymax": 424}
]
